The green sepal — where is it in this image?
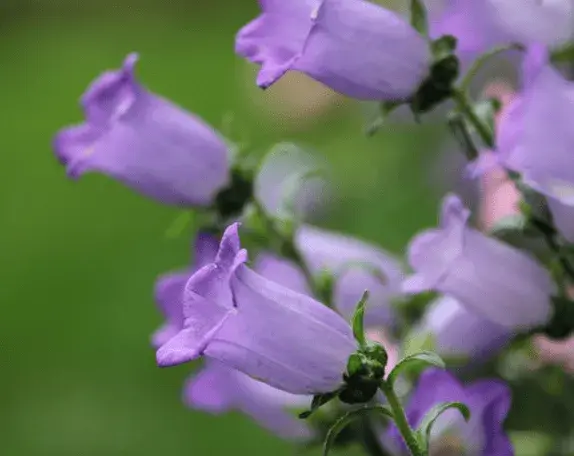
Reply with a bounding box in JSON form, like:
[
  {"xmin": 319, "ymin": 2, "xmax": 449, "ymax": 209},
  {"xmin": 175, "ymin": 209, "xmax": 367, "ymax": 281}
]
[
  {"xmin": 365, "ymin": 101, "xmax": 402, "ymax": 137},
  {"xmin": 314, "ymin": 268, "xmax": 335, "ymax": 308},
  {"xmin": 543, "ymin": 296, "xmax": 574, "ymax": 340},
  {"xmin": 323, "ymin": 405, "xmax": 394, "ymax": 456},
  {"xmin": 387, "ymin": 351, "xmax": 445, "ymax": 387},
  {"xmin": 447, "ymin": 111, "xmax": 479, "ymax": 161},
  {"xmin": 431, "ymin": 35, "xmax": 457, "ymax": 60},
  {"xmin": 299, "ymin": 391, "xmax": 340, "ymax": 419},
  {"xmin": 214, "ymin": 167, "xmax": 254, "ymax": 220},
  {"xmin": 409, "ymin": 0, "xmax": 429, "ymax": 37},
  {"xmin": 416, "ymin": 402, "xmax": 470, "ymax": 450},
  {"xmin": 351, "ymin": 290, "xmax": 370, "ymax": 347}
]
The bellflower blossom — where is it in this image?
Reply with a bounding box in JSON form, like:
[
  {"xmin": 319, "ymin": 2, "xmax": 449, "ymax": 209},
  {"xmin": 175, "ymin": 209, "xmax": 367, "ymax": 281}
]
[
  {"xmin": 54, "ymin": 54, "xmax": 230, "ymax": 206},
  {"xmin": 185, "ymin": 360, "xmax": 312, "ymax": 440},
  {"xmin": 386, "ymin": 369, "xmax": 513, "ymax": 456},
  {"xmin": 430, "ymin": 0, "xmax": 573, "ymax": 59},
  {"xmin": 156, "ymin": 223, "xmax": 357, "ymax": 395},
  {"xmin": 496, "ymin": 45, "xmax": 574, "ymax": 207},
  {"xmin": 236, "ymin": 0, "xmax": 431, "ymax": 101},
  {"xmin": 403, "ymin": 194, "xmax": 554, "ymax": 330},
  {"xmin": 413, "ymin": 295, "xmax": 511, "ymax": 362},
  {"xmin": 152, "ymin": 233, "xmax": 220, "ymax": 348}
]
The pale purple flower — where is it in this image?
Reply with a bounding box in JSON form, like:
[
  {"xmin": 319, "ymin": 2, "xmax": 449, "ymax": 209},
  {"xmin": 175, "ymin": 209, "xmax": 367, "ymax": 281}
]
[
  {"xmin": 236, "ymin": 0, "xmax": 431, "ymax": 101},
  {"xmin": 152, "ymin": 232, "xmax": 220, "ymax": 348},
  {"xmin": 403, "ymin": 194, "xmax": 554, "ymax": 330},
  {"xmin": 414, "ymin": 295, "xmax": 511, "ymax": 362},
  {"xmin": 156, "ymin": 223, "xmax": 357, "ymax": 394},
  {"xmin": 185, "ymin": 360, "xmax": 312, "ymax": 440},
  {"xmin": 296, "ymin": 225, "xmax": 404, "ymax": 326},
  {"xmin": 497, "ymin": 45, "xmax": 574, "ymax": 206},
  {"xmin": 429, "ymin": 0, "xmax": 573, "ymax": 58},
  {"xmin": 54, "ymin": 54, "xmax": 230, "ymax": 206},
  {"xmin": 386, "ymin": 369, "xmax": 513, "ymax": 456},
  {"xmin": 548, "ymin": 197, "xmax": 574, "ymax": 243}
]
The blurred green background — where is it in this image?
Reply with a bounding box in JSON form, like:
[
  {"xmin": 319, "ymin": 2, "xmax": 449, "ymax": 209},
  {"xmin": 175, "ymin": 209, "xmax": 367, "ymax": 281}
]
[{"xmin": 0, "ymin": 2, "xmax": 445, "ymax": 455}]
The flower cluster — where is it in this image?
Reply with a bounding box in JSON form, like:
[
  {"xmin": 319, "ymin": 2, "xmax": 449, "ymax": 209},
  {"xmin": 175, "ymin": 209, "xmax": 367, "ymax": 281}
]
[{"xmin": 54, "ymin": 1, "xmax": 574, "ymax": 455}]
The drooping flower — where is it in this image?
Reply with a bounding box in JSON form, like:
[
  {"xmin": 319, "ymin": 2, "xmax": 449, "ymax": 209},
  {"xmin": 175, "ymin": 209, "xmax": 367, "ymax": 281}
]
[
  {"xmin": 403, "ymin": 194, "xmax": 554, "ymax": 330},
  {"xmin": 185, "ymin": 360, "xmax": 312, "ymax": 440},
  {"xmin": 411, "ymin": 295, "xmax": 511, "ymax": 362},
  {"xmin": 429, "ymin": 0, "xmax": 573, "ymax": 58},
  {"xmin": 385, "ymin": 369, "xmax": 513, "ymax": 456},
  {"xmin": 236, "ymin": 0, "xmax": 431, "ymax": 101},
  {"xmin": 253, "ymin": 225, "xmax": 404, "ymax": 327},
  {"xmin": 54, "ymin": 54, "xmax": 230, "ymax": 206},
  {"xmin": 496, "ymin": 45, "xmax": 574, "ymax": 206},
  {"xmin": 547, "ymin": 197, "xmax": 574, "ymax": 243},
  {"xmin": 152, "ymin": 232, "xmax": 220, "ymax": 348},
  {"xmin": 156, "ymin": 223, "xmax": 357, "ymax": 395}
]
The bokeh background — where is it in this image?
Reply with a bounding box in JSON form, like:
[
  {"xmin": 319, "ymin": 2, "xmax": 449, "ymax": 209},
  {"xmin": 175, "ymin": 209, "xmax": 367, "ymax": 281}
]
[{"xmin": 0, "ymin": 1, "xmax": 449, "ymax": 455}]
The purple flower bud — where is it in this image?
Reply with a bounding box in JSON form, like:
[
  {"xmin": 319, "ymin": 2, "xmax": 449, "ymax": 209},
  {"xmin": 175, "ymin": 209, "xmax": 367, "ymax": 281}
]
[
  {"xmin": 156, "ymin": 223, "xmax": 357, "ymax": 395},
  {"xmin": 185, "ymin": 360, "xmax": 312, "ymax": 440},
  {"xmin": 54, "ymin": 54, "xmax": 230, "ymax": 206},
  {"xmin": 403, "ymin": 194, "xmax": 554, "ymax": 330},
  {"xmin": 152, "ymin": 232, "xmax": 220, "ymax": 349},
  {"xmin": 497, "ymin": 45, "xmax": 574, "ymax": 206},
  {"xmin": 386, "ymin": 369, "xmax": 513, "ymax": 456},
  {"xmin": 414, "ymin": 295, "xmax": 511, "ymax": 362},
  {"xmin": 236, "ymin": 0, "xmax": 431, "ymax": 101}
]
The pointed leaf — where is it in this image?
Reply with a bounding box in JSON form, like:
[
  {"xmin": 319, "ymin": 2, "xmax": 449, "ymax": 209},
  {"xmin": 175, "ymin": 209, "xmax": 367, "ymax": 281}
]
[
  {"xmin": 299, "ymin": 391, "xmax": 339, "ymax": 419},
  {"xmin": 323, "ymin": 406, "xmax": 394, "ymax": 456},
  {"xmin": 416, "ymin": 402, "xmax": 470, "ymax": 449},
  {"xmin": 409, "ymin": 0, "xmax": 428, "ymax": 36},
  {"xmin": 387, "ymin": 351, "xmax": 445, "ymax": 386},
  {"xmin": 351, "ymin": 290, "xmax": 370, "ymax": 347}
]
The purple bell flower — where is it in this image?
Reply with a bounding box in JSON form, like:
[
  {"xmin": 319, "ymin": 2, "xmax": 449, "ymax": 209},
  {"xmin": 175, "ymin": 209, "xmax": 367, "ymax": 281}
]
[
  {"xmin": 403, "ymin": 194, "xmax": 554, "ymax": 330},
  {"xmin": 152, "ymin": 232, "xmax": 220, "ymax": 349},
  {"xmin": 430, "ymin": 0, "xmax": 573, "ymax": 58},
  {"xmin": 156, "ymin": 223, "xmax": 357, "ymax": 395},
  {"xmin": 54, "ymin": 54, "xmax": 230, "ymax": 206},
  {"xmin": 236, "ymin": 0, "xmax": 431, "ymax": 101},
  {"xmin": 386, "ymin": 369, "xmax": 513, "ymax": 456},
  {"xmin": 548, "ymin": 197, "xmax": 574, "ymax": 243},
  {"xmin": 413, "ymin": 295, "xmax": 511, "ymax": 362},
  {"xmin": 185, "ymin": 360, "xmax": 312, "ymax": 440},
  {"xmin": 497, "ymin": 45, "xmax": 574, "ymax": 206}
]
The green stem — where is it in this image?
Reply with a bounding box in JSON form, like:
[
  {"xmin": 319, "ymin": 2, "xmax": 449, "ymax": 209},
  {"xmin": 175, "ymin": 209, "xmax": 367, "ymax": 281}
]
[
  {"xmin": 459, "ymin": 44, "xmax": 524, "ymax": 93},
  {"xmin": 380, "ymin": 381, "xmax": 426, "ymax": 456},
  {"xmin": 451, "ymin": 88, "xmax": 494, "ymax": 149}
]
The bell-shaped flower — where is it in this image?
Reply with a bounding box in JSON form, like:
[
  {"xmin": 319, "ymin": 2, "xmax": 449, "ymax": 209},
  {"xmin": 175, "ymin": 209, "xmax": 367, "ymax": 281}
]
[
  {"xmin": 236, "ymin": 0, "xmax": 431, "ymax": 101},
  {"xmin": 411, "ymin": 295, "xmax": 511, "ymax": 362},
  {"xmin": 430, "ymin": 0, "xmax": 573, "ymax": 59},
  {"xmin": 497, "ymin": 45, "xmax": 574, "ymax": 206},
  {"xmin": 54, "ymin": 54, "xmax": 230, "ymax": 206},
  {"xmin": 156, "ymin": 223, "xmax": 357, "ymax": 395},
  {"xmin": 403, "ymin": 194, "xmax": 554, "ymax": 330},
  {"xmin": 152, "ymin": 232, "xmax": 220, "ymax": 348},
  {"xmin": 385, "ymin": 369, "xmax": 513, "ymax": 456},
  {"xmin": 185, "ymin": 360, "xmax": 312, "ymax": 440}
]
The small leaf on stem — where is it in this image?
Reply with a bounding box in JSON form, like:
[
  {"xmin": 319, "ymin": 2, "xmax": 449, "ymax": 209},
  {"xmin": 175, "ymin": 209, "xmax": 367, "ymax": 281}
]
[
  {"xmin": 351, "ymin": 290, "xmax": 370, "ymax": 347},
  {"xmin": 387, "ymin": 351, "xmax": 445, "ymax": 386},
  {"xmin": 416, "ymin": 402, "xmax": 470, "ymax": 449}
]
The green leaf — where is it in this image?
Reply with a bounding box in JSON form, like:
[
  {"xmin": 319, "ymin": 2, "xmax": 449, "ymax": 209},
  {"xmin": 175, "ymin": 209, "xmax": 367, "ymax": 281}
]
[
  {"xmin": 351, "ymin": 290, "xmax": 370, "ymax": 347},
  {"xmin": 409, "ymin": 0, "xmax": 428, "ymax": 37},
  {"xmin": 446, "ymin": 111, "xmax": 479, "ymax": 161},
  {"xmin": 299, "ymin": 391, "xmax": 339, "ymax": 419},
  {"xmin": 387, "ymin": 351, "xmax": 445, "ymax": 386},
  {"xmin": 323, "ymin": 406, "xmax": 394, "ymax": 456},
  {"xmin": 416, "ymin": 402, "xmax": 470, "ymax": 449},
  {"xmin": 431, "ymin": 35, "xmax": 457, "ymax": 60}
]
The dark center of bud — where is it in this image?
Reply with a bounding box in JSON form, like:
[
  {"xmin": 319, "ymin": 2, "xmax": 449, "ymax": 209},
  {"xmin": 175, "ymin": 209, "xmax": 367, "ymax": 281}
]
[{"xmin": 214, "ymin": 168, "xmax": 254, "ymax": 220}]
